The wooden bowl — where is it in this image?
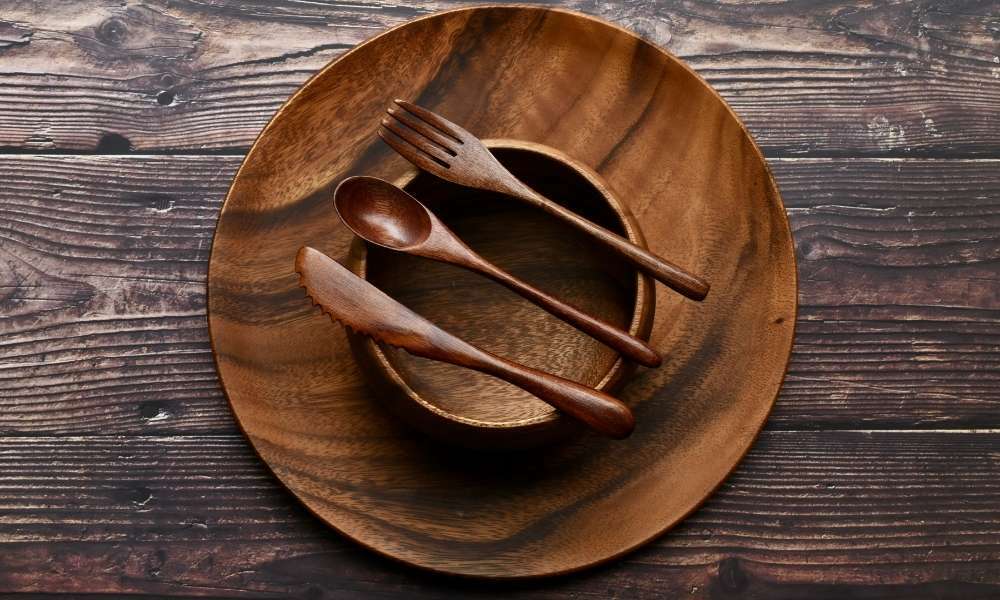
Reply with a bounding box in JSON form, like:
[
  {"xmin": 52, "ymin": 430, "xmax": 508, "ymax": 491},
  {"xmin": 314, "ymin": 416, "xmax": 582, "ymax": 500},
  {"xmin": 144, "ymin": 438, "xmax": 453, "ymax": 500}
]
[
  {"xmin": 207, "ymin": 5, "xmax": 797, "ymax": 578},
  {"xmin": 345, "ymin": 139, "xmax": 655, "ymax": 448}
]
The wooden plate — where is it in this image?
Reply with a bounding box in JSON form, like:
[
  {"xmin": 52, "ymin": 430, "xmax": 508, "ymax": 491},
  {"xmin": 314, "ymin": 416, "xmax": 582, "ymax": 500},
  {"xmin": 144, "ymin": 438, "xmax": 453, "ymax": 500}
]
[
  {"xmin": 346, "ymin": 139, "xmax": 655, "ymax": 449},
  {"xmin": 208, "ymin": 5, "xmax": 796, "ymax": 578}
]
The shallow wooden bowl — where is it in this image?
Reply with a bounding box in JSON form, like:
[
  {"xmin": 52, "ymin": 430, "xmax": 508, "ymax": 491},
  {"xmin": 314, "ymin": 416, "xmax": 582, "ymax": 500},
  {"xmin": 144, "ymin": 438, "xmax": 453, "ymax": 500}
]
[
  {"xmin": 208, "ymin": 5, "xmax": 797, "ymax": 578},
  {"xmin": 346, "ymin": 139, "xmax": 655, "ymax": 448}
]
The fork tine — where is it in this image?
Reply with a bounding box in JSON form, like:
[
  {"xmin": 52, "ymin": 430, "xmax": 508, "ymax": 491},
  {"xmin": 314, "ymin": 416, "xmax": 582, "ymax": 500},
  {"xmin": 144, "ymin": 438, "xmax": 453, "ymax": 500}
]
[
  {"xmin": 380, "ymin": 118, "xmax": 452, "ymax": 165},
  {"xmin": 386, "ymin": 107, "xmax": 458, "ymax": 155},
  {"xmin": 378, "ymin": 127, "xmax": 449, "ymax": 173},
  {"xmin": 393, "ymin": 99, "xmax": 465, "ymax": 142}
]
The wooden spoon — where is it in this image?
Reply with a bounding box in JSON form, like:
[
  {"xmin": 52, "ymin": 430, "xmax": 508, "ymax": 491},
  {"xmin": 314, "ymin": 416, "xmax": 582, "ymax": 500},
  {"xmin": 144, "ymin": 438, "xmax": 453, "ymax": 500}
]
[
  {"xmin": 334, "ymin": 176, "xmax": 662, "ymax": 368},
  {"xmin": 296, "ymin": 246, "xmax": 635, "ymax": 438}
]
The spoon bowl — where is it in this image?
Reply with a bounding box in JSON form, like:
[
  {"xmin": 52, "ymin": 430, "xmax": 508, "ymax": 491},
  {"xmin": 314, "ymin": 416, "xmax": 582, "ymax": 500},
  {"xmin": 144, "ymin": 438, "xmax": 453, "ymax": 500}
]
[{"xmin": 335, "ymin": 177, "xmax": 432, "ymax": 250}]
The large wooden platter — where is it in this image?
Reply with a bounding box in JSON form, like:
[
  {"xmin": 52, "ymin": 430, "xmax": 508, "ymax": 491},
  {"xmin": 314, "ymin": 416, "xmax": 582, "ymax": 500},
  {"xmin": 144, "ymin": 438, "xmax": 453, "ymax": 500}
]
[{"xmin": 207, "ymin": 5, "xmax": 796, "ymax": 578}]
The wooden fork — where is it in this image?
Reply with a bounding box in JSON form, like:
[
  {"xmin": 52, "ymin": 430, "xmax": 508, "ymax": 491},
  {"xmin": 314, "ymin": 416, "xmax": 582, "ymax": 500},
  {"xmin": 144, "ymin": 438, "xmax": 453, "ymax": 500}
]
[{"xmin": 378, "ymin": 99, "xmax": 710, "ymax": 301}]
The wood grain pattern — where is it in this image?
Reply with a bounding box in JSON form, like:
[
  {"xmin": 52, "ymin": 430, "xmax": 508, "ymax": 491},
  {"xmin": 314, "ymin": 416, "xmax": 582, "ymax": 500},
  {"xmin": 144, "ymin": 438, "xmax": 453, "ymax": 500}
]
[
  {"xmin": 0, "ymin": 155, "xmax": 229, "ymax": 435},
  {"xmin": 1, "ymin": 0, "xmax": 997, "ymax": 591},
  {"xmin": 774, "ymin": 157, "xmax": 1000, "ymax": 429},
  {"xmin": 0, "ymin": 0, "xmax": 997, "ymax": 156},
  {"xmin": 1, "ymin": 156, "xmax": 996, "ymax": 434},
  {"xmin": 0, "ymin": 431, "xmax": 997, "ymax": 597},
  {"xmin": 207, "ymin": 5, "xmax": 796, "ymax": 577}
]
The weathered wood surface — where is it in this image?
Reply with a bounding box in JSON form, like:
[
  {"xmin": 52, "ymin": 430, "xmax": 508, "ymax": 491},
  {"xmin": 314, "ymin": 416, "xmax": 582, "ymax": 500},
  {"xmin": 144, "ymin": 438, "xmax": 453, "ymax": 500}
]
[
  {"xmin": 0, "ymin": 431, "xmax": 998, "ymax": 597},
  {"xmin": 1, "ymin": 0, "xmax": 998, "ymax": 595},
  {"xmin": 1, "ymin": 156, "xmax": 996, "ymax": 434},
  {"xmin": 0, "ymin": 0, "xmax": 998, "ymax": 156}
]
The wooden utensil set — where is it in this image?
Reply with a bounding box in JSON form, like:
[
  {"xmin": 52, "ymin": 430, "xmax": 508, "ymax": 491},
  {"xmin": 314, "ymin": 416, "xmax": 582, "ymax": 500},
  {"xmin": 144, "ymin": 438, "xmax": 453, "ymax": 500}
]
[{"xmin": 297, "ymin": 100, "xmax": 709, "ymax": 439}]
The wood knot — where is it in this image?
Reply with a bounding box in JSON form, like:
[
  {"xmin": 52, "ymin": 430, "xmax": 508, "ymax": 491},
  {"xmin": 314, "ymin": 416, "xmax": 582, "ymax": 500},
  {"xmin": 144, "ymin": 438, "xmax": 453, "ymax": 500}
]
[
  {"xmin": 988, "ymin": 19, "xmax": 1000, "ymax": 40},
  {"xmin": 97, "ymin": 17, "xmax": 128, "ymax": 46},
  {"xmin": 717, "ymin": 557, "xmax": 749, "ymax": 593},
  {"xmin": 156, "ymin": 90, "xmax": 175, "ymax": 106},
  {"xmin": 139, "ymin": 401, "xmax": 172, "ymax": 421},
  {"xmin": 95, "ymin": 132, "xmax": 132, "ymax": 154}
]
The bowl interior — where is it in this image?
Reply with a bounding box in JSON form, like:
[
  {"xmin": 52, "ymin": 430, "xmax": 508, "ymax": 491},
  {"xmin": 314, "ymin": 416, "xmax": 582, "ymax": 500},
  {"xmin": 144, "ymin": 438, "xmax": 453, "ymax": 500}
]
[{"xmin": 365, "ymin": 146, "xmax": 638, "ymax": 425}]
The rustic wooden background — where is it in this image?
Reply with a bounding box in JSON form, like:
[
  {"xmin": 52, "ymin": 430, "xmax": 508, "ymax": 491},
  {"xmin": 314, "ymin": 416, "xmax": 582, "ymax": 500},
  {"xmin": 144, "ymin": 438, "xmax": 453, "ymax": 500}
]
[{"xmin": 1, "ymin": 0, "xmax": 998, "ymax": 597}]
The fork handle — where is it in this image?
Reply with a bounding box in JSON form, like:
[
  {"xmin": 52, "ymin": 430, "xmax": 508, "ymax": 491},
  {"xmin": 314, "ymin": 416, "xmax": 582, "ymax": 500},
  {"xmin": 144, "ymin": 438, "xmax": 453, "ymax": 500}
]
[{"xmin": 505, "ymin": 182, "xmax": 709, "ymax": 301}]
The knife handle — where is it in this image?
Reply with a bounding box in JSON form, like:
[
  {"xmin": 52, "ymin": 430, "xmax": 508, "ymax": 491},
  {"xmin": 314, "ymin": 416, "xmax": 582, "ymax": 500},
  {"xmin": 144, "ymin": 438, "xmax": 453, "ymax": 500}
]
[
  {"xmin": 458, "ymin": 348, "xmax": 635, "ymax": 439},
  {"xmin": 400, "ymin": 330, "xmax": 636, "ymax": 438},
  {"xmin": 403, "ymin": 317, "xmax": 637, "ymax": 438}
]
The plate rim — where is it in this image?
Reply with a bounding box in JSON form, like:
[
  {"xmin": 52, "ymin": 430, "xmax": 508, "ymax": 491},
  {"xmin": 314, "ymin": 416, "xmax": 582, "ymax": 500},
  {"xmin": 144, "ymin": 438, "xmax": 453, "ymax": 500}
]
[{"xmin": 206, "ymin": 4, "xmax": 799, "ymax": 579}]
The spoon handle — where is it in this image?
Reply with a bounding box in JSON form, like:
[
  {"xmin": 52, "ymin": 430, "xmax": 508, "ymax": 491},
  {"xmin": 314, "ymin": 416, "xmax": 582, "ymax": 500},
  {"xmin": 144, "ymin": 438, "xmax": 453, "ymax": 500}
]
[
  {"xmin": 500, "ymin": 179, "xmax": 709, "ymax": 301},
  {"xmin": 462, "ymin": 253, "xmax": 662, "ymax": 368}
]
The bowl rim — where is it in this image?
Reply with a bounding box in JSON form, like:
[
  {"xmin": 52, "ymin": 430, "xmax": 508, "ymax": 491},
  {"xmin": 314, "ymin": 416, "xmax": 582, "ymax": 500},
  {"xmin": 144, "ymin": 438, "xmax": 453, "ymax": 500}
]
[{"xmin": 346, "ymin": 138, "xmax": 656, "ymax": 434}]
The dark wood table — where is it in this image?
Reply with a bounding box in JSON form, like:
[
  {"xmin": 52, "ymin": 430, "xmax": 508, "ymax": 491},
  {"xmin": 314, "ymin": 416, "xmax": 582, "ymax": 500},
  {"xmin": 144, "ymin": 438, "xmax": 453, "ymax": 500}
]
[{"xmin": 1, "ymin": 1, "xmax": 997, "ymax": 597}]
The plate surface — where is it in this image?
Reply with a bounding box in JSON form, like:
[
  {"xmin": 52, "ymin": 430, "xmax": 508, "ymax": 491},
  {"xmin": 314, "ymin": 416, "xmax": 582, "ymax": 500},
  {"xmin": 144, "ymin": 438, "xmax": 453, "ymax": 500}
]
[{"xmin": 208, "ymin": 6, "xmax": 796, "ymax": 578}]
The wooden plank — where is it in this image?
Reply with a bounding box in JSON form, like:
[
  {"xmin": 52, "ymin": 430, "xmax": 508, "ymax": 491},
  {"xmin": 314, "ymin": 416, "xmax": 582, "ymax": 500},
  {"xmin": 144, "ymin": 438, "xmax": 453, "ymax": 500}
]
[
  {"xmin": 0, "ymin": 0, "xmax": 997, "ymax": 155},
  {"xmin": 0, "ymin": 155, "xmax": 997, "ymax": 433},
  {"xmin": 0, "ymin": 156, "xmax": 230, "ymax": 434},
  {"xmin": 774, "ymin": 157, "xmax": 1000, "ymax": 428},
  {"xmin": 0, "ymin": 431, "xmax": 997, "ymax": 597}
]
